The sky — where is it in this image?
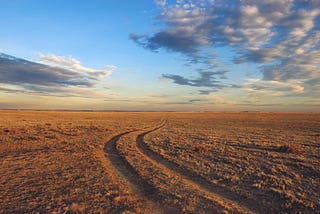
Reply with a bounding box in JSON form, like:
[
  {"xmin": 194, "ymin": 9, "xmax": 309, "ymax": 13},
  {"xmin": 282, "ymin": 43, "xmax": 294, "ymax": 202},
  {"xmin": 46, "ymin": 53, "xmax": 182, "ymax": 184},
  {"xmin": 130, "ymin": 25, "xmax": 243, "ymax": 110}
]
[{"xmin": 0, "ymin": 0, "xmax": 319, "ymax": 111}]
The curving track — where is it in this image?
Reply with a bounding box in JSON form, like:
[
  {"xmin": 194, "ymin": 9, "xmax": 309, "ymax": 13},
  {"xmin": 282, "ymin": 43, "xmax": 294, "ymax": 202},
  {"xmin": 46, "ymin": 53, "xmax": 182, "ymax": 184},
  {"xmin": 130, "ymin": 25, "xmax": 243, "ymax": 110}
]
[
  {"xmin": 136, "ymin": 122, "xmax": 269, "ymax": 213},
  {"xmin": 103, "ymin": 129, "xmax": 164, "ymax": 213},
  {"xmin": 103, "ymin": 121, "xmax": 264, "ymax": 213}
]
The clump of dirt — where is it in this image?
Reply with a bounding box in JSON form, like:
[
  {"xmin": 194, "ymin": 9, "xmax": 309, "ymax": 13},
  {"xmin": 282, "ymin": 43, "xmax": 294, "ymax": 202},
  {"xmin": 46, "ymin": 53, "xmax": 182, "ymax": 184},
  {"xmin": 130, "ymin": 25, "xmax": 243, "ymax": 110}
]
[
  {"xmin": 276, "ymin": 144, "xmax": 300, "ymax": 154},
  {"xmin": 192, "ymin": 144, "xmax": 209, "ymax": 155}
]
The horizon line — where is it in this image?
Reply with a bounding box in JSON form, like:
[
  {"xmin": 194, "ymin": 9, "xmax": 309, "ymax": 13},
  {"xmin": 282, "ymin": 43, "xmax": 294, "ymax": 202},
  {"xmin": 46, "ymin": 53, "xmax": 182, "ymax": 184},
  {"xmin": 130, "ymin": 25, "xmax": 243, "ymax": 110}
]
[{"xmin": 0, "ymin": 109, "xmax": 319, "ymax": 113}]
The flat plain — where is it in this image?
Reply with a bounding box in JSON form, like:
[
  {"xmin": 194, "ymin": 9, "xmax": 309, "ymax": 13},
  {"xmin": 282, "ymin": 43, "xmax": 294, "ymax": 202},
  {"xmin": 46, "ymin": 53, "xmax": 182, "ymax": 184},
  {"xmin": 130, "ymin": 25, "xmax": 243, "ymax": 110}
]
[{"xmin": 0, "ymin": 110, "xmax": 319, "ymax": 213}]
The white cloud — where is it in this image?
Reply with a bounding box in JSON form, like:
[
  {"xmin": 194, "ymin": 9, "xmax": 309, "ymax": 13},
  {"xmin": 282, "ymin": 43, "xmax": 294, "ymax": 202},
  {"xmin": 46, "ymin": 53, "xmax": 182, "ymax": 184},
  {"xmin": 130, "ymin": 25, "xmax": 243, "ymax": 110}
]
[
  {"xmin": 129, "ymin": 0, "xmax": 320, "ymax": 102},
  {"xmin": 0, "ymin": 53, "xmax": 116, "ymax": 98},
  {"xmin": 38, "ymin": 53, "xmax": 116, "ymax": 77},
  {"xmin": 243, "ymin": 78, "xmax": 305, "ymax": 96},
  {"xmin": 133, "ymin": 0, "xmax": 320, "ymax": 80},
  {"xmin": 155, "ymin": 0, "xmax": 166, "ymax": 7}
]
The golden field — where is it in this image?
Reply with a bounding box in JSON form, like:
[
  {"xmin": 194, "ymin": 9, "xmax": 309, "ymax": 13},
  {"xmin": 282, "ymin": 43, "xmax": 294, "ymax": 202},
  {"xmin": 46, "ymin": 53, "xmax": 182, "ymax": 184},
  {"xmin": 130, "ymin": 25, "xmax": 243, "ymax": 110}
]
[{"xmin": 0, "ymin": 110, "xmax": 319, "ymax": 213}]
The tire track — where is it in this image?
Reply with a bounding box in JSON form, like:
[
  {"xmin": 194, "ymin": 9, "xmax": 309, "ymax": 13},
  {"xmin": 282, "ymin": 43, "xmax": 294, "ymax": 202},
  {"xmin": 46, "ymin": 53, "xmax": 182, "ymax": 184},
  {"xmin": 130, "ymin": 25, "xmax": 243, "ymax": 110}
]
[
  {"xmin": 136, "ymin": 121, "xmax": 268, "ymax": 214},
  {"xmin": 103, "ymin": 129, "xmax": 164, "ymax": 213}
]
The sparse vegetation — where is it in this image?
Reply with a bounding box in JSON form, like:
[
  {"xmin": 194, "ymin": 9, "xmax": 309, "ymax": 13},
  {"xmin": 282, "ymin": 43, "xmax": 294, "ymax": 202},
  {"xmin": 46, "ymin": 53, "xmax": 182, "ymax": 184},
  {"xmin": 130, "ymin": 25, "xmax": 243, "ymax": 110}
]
[
  {"xmin": 145, "ymin": 113, "xmax": 320, "ymax": 213},
  {"xmin": 0, "ymin": 111, "xmax": 319, "ymax": 213}
]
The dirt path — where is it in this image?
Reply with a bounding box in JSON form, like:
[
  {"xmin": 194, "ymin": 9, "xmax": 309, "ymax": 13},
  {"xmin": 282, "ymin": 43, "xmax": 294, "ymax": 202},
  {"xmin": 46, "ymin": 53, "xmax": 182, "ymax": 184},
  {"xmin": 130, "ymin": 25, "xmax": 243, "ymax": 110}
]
[
  {"xmin": 136, "ymin": 121, "xmax": 267, "ymax": 214},
  {"xmin": 103, "ymin": 121, "xmax": 267, "ymax": 213},
  {"xmin": 103, "ymin": 130, "xmax": 164, "ymax": 213}
]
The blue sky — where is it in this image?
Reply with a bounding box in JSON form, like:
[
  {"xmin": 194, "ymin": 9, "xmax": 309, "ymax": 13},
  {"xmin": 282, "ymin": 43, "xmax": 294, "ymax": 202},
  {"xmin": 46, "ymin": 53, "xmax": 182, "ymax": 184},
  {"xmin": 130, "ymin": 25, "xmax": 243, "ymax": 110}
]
[{"xmin": 0, "ymin": 0, "xmax": 319, "ymax": 111}]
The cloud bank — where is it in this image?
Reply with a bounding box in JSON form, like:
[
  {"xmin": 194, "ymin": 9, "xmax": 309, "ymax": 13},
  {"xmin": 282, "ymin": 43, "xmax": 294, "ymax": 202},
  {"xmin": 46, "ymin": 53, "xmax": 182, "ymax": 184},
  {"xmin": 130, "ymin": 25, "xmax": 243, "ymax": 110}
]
[
  {"xmin": 0, "ymin": 53, "xmax": 115, "ymax": 97},
  {"xmin": 131, "ymin": 0, "xmax": 320, "ymax": 95}
]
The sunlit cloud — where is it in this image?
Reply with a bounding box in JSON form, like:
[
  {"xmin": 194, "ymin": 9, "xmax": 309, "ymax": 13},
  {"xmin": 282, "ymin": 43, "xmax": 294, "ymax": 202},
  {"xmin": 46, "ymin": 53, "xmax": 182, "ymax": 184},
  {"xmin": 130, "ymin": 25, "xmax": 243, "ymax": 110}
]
[
  {"xmin": 0, "ymin": 53, "xmax": 115, "ymax": 98},
  {"xmin": 242, "ymin": 78, "xmax": 305, "ymax": 97},
  {"xmin": 131, "ymin": 0, "xmax": 320, "ymax": 98},
  {"xmin": 0, "ymin": 53, "xmax": 93, "ymax": 87},
  {"xmin": 1, "ymin": 0, "xmax": 319, "ymax": 111},
  {"xmin": 38, "ymin": 53, "xmax": 116, "ymax": 77}
]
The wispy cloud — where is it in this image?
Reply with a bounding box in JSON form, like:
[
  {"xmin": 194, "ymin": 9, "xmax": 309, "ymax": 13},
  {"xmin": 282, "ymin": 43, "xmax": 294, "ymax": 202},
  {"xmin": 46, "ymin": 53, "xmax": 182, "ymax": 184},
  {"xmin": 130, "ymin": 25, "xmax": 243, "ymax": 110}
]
[
  {"xmin": 198, "ymin": 89, "xmax": 218, "ymax": 95},
  {"xmin": 242, "ymin": 78, "xmax": 305, "ymax": 98},
  {"xmin": 155, "ymin": 0, "xmax": 166, "ymax": 7},
  {"xmin": 161, "ymin": 71, "xmax": 226, "ymax": 88},
  {"xmin": 159, "ymin": 98, "xmax": 214, "ymax": 105}
]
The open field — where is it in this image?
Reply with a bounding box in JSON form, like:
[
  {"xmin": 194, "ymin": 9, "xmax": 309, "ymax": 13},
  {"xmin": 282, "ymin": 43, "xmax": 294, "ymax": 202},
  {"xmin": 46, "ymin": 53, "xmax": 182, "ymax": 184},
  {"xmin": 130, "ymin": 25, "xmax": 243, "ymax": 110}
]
[{"xmin": 0, "ymin": 111, "xmax": 319, "ymax": 213}]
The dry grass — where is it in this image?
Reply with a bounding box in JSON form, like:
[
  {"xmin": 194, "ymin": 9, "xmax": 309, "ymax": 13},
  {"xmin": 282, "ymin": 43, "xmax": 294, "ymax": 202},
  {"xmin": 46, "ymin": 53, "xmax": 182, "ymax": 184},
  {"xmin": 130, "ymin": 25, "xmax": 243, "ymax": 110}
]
[
  {"xmin": 0, "ymin": 110, "xmax": 319, "ymax": 213},
  {"xmin": 145, "ymin": 113, "xmax": 320, "ymax": 213},
  {"xmin": 0, "ymin": 110, "xmax": 160, "ymax": 213}
]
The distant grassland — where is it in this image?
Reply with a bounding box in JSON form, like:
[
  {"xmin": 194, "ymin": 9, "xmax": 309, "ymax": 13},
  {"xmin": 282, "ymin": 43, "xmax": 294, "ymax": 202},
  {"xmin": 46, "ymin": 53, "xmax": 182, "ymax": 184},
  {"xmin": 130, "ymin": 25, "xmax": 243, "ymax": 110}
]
[{"xmin": 0, "ymin": 111, "xmax": 319, "ymax": 213}]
